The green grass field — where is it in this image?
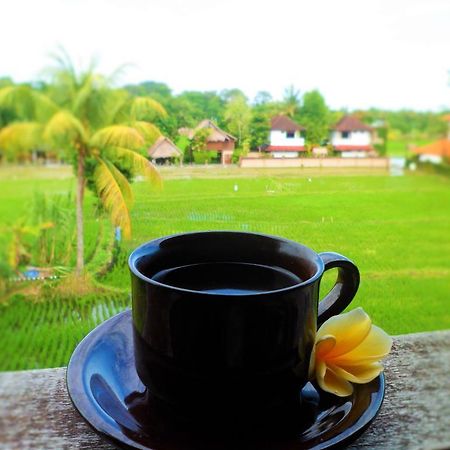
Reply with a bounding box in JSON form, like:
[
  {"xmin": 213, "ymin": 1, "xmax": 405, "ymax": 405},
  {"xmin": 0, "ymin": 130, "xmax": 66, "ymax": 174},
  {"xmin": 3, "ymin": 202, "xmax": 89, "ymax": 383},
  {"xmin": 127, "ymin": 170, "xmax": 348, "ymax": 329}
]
[
  {"xmin": 386, "ymin": 138, "xmax": 432, "ymax": 156},
  {"xmin": 1, "ymin": 165, "xmax": 449, "ymax": 371}
]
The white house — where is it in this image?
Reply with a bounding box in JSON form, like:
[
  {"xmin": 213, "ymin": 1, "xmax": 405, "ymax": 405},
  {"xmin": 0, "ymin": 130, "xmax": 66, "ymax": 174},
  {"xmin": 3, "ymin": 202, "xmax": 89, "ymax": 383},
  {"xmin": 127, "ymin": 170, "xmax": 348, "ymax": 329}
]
[
  {"xmin": 266, "ymin": 115, "xmax": 306, "ymax": 158},
  {"xmin": 330, "ymin": 115, "xmax": 374, "ymax": 157}
]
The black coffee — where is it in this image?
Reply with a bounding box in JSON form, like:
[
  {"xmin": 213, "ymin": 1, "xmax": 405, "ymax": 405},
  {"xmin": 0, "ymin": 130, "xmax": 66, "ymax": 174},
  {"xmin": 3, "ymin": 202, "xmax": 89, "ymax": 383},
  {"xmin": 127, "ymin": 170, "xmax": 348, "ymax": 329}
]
[{"xmin": 151, "ymin": 262, "xmax": 302, "ymax": 295}]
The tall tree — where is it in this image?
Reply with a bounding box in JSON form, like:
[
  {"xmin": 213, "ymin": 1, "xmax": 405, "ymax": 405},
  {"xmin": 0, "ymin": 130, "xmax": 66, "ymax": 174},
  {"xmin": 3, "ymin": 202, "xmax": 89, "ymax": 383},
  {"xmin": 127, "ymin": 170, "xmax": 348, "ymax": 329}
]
[
  {"xmin": 0, "ymin": 57, "xmax": 165, "ymax": 275},
  {"xmin": 253, "ymin": 91, "xmax": 272, "ymax": 106},
  {"xmin": 224, "ymin": 93, "xmax": 251, "ymax": 147},
  {"xmin": 249, "ymin": 112, "xmax": 270, "ymax": 151},
  {"xmin": 299, "ymin": 90, "xmax": 330, "ymax": 146},
  {"xmin": 220, "ymin": 88, "xmax": 246, "ymax": 103},
  {"xmin": 124, "ymin": 81, "xmax": 172, "ymax": 103},
  {"xmin": 175, "ymin": 91, "xmax": 225, "ymax": 125},
  {"xmin": 282, "ymin": 85, "xmax": 301, "ymax": 118}
]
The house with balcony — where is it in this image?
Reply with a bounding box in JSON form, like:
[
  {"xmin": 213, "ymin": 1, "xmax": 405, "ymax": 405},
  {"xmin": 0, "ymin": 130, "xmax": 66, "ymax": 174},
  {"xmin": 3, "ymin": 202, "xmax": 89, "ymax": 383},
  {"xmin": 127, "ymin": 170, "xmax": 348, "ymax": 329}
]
[
  {"xmin": 266, "ymin": 115, "xmax": 306, "ymax": 158},
  {"xmin": 330, "ymin": 115, "xmax": 374, "ymax": 157}
]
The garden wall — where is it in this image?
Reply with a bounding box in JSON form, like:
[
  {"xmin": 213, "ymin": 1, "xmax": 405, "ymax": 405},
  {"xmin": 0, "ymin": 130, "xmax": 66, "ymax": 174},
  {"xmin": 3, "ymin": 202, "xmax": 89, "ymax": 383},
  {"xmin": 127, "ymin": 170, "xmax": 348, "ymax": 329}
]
[{"xmin": 239, "ymin": 157, "xmax": 389, "ymax": 169}]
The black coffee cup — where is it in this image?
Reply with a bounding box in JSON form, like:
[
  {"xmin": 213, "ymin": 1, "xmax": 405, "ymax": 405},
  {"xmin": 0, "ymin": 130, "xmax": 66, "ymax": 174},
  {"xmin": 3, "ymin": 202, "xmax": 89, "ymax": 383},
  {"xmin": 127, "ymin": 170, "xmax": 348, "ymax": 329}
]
[{"xmin": 129, "ymin": 231, "xmax": 359, "ymax": 420}]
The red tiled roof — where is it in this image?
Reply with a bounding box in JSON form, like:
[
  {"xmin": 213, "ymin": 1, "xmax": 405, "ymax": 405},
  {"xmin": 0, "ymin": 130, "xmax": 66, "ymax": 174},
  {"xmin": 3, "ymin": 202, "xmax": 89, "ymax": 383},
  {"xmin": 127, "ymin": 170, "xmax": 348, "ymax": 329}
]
[
  {"xmin": 333, "ymin": 145, "xmax": 373, "ymax": 151},
  {"xmin": 412, "ymin": 139, "xmax": 450, "ymax": 157},
  {"xmin": 271, "ymin": 115, "xmax": 305, "ymax": 131},
  {"xmin": 333, "ymin": 115, "xmax": 372, "ymax": 132},
  {"xmin": 266, "ymin": 145, "xmax": 306, "ymax": 152}
]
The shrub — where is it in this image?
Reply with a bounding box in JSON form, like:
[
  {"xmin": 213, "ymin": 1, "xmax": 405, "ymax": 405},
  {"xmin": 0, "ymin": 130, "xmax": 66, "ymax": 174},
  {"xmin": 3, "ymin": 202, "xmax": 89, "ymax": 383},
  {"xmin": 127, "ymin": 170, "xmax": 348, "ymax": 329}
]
[{"xmin": 193, "ymin": 151, "xmax": 218, "ymax": 164}]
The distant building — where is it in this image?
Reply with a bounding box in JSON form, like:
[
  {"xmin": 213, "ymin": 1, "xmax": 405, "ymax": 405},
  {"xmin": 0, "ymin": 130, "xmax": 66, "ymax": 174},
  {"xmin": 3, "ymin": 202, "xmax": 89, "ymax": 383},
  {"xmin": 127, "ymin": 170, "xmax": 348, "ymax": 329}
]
[
  {"xmin": 266, "ymin": 115, "xmax": 306, "ymax": 158},
  {"xmin": 411, "ymin": 115, "xmax": 450, "ymax": 164},
  {"xmin": 148, "ymin": 136, "xmax": 182, "ymax": 164},
  {"xmin": 180, "ymin": 120, "xmax": 236, "ymax": 164},
  {"xmin": 412, "ymin": 139, "xmax": 450, "ymax": 164},
  {"xmin": 330, "ymin": 115, "xmax": 374, "ymax": 157}
]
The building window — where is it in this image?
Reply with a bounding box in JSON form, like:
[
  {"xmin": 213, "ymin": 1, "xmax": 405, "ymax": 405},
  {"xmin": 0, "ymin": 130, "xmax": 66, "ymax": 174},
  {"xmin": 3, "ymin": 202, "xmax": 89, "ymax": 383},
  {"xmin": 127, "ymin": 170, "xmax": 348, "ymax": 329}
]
[
  {"xmin": 342, "ymin": 131, "xmax": 350, "ymax": 138},
  {"xmin": 286, "ymin": 131, "xmax": 295, "ymax": 138}
]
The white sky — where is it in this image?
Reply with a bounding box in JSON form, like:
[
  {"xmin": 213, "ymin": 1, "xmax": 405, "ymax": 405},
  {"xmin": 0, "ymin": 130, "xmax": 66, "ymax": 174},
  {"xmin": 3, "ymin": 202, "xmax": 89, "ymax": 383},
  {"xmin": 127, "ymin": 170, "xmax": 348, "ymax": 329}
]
[{"xmin": 1, "ymin": 0, "xmax": 449, "ymax": 110}]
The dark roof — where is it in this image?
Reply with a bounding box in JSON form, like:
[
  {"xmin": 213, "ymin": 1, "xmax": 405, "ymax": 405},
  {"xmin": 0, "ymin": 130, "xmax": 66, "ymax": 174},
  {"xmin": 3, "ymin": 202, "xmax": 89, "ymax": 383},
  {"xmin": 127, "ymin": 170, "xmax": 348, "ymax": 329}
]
[
  {"xmin": 333, "ymin": 115, "xmax": 372, "ymax": 132},
  {"xmin": 271, "ymin": 115, "xmax": 305, "ymax": 131}
]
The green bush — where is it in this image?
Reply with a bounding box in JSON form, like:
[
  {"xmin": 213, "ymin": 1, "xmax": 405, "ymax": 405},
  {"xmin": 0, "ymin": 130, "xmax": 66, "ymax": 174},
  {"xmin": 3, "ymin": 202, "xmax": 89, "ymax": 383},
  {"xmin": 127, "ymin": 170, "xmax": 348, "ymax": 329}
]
[
  {"xmin": 417, "ymin": 161, "xmax": 450, "ymax": 178},
  {"xmin": 193, "ymin": 151, "xmax": 218, "ymax": 164}
]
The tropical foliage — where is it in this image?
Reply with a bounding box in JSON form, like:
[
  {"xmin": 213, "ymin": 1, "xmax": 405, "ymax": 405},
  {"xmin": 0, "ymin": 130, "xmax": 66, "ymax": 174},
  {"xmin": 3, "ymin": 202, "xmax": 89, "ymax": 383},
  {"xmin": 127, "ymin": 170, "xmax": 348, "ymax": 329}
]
[
  {"xmin": 121, "ymin": 80, "xmax": 448, "ymax": 150},
  {"xmin": 300, "ymin": 90, "xmax": 330, "ymax": 146},
  {"xmin": 224, "ymin": 92, "xmax": 251, "ymax": 147},
  {"xmin": 0, "ymin": 55, "xmax": 166, "ymax": 273}
]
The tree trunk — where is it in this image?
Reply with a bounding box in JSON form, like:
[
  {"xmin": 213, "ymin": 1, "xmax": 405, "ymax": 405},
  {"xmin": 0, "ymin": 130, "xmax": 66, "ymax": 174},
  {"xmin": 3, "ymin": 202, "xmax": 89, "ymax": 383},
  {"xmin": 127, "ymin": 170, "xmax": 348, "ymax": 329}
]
[{"xmin": 75, "ymin": 152, "xmax": 85, "ymax": 275}]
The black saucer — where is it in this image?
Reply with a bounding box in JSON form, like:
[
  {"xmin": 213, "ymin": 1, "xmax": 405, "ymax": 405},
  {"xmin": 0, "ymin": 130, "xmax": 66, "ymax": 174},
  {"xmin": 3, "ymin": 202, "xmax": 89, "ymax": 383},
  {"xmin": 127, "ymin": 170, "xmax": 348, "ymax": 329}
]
[{"xmin": 67, "ymin": 310, "xmax": 385, "ymax": 450}]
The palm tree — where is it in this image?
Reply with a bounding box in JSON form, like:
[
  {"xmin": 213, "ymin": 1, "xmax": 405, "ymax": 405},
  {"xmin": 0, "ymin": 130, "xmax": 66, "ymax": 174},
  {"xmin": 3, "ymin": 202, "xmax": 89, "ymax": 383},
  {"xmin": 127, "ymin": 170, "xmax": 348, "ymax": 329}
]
[
  {"xmin": 282, "ymin": 85, "xmax": 301, "ymax": 118},
  {"xmin": 0, "ymin": 56, "xmax": 166, "ymax": 275}
]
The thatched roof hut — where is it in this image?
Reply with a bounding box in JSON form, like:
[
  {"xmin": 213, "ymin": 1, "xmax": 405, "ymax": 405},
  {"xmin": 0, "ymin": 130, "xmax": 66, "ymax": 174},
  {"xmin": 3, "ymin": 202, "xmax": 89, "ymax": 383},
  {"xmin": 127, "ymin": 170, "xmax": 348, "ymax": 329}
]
[
  {"xmin": 178, "ymin": 120, "xmax": 236, "ymax": 144},
  {"xmin": 195, "ymin": 120, "xmax": 236, "ymax": 143},
  {"xmin": 148, "ymin": 136, "xmax": 182, "ymax": 159}
]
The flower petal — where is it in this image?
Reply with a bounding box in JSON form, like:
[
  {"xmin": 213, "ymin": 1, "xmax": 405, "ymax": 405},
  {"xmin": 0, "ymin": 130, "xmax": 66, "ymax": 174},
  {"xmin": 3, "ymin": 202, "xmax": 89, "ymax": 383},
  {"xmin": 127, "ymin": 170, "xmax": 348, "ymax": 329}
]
[
  {"xmin": 329, "ymin": 362, "xmax": 384, "ymax": 384},
  {"xmin": 317, "ymin": 366, "xmax": 354, "ymax": 397},
  {"xmin": 315, "ymin": 335, "xmax": 336, "ymax": 358},
  {"xmin": 333, "ymin": 325, "xmax": 393, "ymax": 363},
  {"xmin": 317, "ymin": 307, "xmax": 372, "ymax": 358}
]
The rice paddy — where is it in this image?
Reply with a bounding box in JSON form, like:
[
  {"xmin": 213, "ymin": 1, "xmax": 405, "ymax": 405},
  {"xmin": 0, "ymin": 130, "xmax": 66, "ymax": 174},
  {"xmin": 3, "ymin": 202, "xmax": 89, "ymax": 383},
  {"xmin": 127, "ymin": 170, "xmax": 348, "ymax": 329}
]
[{"xmin": 1, "ymin": 165, "xmax": 449, "ymax": 370}]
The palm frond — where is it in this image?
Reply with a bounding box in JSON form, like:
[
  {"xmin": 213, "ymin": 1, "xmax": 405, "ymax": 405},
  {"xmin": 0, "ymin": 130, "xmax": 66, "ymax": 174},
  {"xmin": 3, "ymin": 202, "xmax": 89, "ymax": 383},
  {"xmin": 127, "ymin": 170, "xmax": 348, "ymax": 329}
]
[
  {"xmin": 107, "ymin": 146, "xmax": 162, "ymax": 187},
  {"xmin": 0, "ymin": 122, "xmax": 44, "ymax": 157},
  {"xmin": 0, "ymin": 86, "xmax": 35, "ymax": 120},
  {"xmin": 94, "ymin": 158, "xmax": 132, "ymax": 238},
  {"xmin": 103, "ymin": 89, "xmax": 132, "ymax": 125},
  {"xmin": 107, "ymin": 64, "xmax": 133, "ymax": 85},
  {"xmin": 32, "ymin": 91, "xmax": 59, "ymax": 122},
  {"xmin": 131, "ymin": 97, "xmax": 167, "ymax": 121},
  {"xmin": 87, "ymin": 88, "xmax": 130, "ymax": 129},
  {"xmin": 44, "ymin": 110, "xmax": 87, "ymax": 147},
  {"xmin": 0, "ymin": 86, "xmax": 59, "ymax": 124},
  {"xmin": 72, "ymin": 73, "xmax": 94, "ymax": 117},
  {"xmin": 131, "ymin": 121, "xmax": 162, "ymax": 146},
  {"xmin": 72, "ymin": 73, "xmax": 110, "ymax": 123},
  {"xmin": 90, "ymin": 125, "xmax": 144, "ymax": 150},
  {"xmin": 103, "ymin": 158, "xmax": 134, "ymax": 206},
  {"xmin": 47, "ymin": 46, "xmax": 77, "ymax": 82}
]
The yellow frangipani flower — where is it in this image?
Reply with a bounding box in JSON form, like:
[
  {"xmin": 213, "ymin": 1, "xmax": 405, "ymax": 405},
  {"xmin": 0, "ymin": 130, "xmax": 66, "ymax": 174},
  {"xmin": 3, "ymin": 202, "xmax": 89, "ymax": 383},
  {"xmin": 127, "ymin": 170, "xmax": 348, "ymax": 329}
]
[{"xmin": 309, "ymin": 307, "xmax": 392, "ymax": 397}]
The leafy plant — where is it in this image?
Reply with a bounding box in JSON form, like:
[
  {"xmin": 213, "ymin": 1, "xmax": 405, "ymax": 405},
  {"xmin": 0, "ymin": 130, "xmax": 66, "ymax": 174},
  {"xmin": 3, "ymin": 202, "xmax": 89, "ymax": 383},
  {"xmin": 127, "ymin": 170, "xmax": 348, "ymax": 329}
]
[
  {"xmin": 0, "ymin": 53, "xmax": 166, "ymax": 274},
  {"xmin": 30, "ymin": 192, "xmax": 74, "ymax": 266}
]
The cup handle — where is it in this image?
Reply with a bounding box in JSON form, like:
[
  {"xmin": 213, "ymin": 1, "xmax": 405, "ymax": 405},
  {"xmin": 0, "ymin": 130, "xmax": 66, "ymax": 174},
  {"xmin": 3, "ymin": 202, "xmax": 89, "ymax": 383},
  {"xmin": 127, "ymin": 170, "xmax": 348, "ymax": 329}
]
[{"xmin": 317, "ymin": 252, "xmax": 360, "ymax": 327}]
